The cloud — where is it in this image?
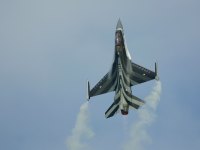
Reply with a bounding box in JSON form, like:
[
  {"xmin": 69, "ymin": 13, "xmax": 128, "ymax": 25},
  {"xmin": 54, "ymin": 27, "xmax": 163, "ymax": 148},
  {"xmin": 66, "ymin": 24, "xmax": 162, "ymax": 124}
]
[
  {"xmin": 66, "ymin": 102, "xmax": 94, "ymax": 150},
  {"xmin": 123, "ymin": 81, "xmax": 162, "ymax": 150}
]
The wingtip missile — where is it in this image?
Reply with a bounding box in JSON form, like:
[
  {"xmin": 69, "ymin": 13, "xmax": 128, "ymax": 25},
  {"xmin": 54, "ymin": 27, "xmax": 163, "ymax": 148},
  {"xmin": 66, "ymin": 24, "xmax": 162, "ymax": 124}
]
[
  {"xmin": 86, "ymin": 81, "xmax": 90, "ymax": 100},
  {"xmin": 155, "ymin": 62, "xmax": 159, "ymax": 80}
]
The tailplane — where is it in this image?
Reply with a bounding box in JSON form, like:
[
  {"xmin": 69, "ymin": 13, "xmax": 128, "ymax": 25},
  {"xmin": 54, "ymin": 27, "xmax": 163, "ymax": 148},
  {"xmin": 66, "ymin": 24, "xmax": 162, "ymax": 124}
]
[
  {"xmin": 105, "ymin": 101, "xmax": 119, "ymax": 118},
  {"xmin": 125, "ymin": 93, "xmax": 145, "ymax": 109}
]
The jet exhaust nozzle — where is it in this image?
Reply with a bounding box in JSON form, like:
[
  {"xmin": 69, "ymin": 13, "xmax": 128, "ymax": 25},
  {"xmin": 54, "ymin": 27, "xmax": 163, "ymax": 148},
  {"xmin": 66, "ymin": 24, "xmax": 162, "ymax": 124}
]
[{"xmin": 121, "ymin": 110, "xmax": 128, "ymax": 115}]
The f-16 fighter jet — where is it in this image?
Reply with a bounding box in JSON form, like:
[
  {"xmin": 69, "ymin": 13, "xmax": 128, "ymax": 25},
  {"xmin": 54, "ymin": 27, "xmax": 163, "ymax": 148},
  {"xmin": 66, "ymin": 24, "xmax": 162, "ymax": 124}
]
[{"xmin": 87, "ymin": 19, "xmax": 159, "ymax": 118}]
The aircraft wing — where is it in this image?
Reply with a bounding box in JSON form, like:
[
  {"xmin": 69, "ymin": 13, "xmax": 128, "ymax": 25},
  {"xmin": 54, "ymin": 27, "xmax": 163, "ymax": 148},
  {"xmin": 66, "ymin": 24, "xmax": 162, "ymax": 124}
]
[
  {"xmin": 130, "ymin": 62, "xmax": 158, "ymax": 86},
  {"xmin": 89, "ymin": 72, "xmax": 117, "ymax": 98}
]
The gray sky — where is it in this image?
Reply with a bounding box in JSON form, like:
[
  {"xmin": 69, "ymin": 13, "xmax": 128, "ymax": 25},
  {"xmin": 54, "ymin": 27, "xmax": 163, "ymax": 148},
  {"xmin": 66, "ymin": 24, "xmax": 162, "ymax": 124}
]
[{"xmin": 0, "ymin": 0, "xmax": 200, "ymax": 150}]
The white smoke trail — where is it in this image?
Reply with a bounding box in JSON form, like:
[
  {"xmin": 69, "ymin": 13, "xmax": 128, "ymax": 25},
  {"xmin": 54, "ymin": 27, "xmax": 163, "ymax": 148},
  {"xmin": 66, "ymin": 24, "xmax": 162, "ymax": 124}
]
[
  {"xmin": 66, "ymin": 102, "xmax": 94, "ymax": 150},
  {"xmin": 123, "ymin": 81, "xmax": 162, "ymax": 150}
]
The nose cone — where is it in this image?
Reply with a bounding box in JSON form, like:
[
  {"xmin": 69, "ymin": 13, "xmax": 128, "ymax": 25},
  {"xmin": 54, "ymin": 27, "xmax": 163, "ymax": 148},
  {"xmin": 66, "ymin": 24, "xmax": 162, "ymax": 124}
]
[{"xmin": 116, "ymin": 19, "xmax": 123, "ymax": 30}]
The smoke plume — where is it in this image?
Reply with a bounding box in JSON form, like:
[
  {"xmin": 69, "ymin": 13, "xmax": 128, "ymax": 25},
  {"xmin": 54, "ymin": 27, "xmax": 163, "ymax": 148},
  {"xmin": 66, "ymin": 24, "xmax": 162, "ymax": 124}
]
[
  {"xmin": 123, "ymin": 81, "xmax": 162, "ymax": 150},
  {"xmin": 66, "ymin": 102, "xmax": 94, "ymax": 150}
]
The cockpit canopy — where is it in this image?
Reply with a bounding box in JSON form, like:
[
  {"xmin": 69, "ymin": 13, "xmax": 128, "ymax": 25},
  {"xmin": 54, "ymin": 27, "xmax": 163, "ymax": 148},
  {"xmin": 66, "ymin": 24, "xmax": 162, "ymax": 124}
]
[{"xmin": 115, "ymin": 31, "xmax": 123, "ymax": 46}]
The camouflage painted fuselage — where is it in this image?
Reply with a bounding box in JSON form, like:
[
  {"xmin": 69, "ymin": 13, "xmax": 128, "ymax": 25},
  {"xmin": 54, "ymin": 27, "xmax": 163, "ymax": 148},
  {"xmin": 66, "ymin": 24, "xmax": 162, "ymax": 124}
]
[{"xmin": 87, "ymin": 20, "xmax": 158, "ymax": 118}]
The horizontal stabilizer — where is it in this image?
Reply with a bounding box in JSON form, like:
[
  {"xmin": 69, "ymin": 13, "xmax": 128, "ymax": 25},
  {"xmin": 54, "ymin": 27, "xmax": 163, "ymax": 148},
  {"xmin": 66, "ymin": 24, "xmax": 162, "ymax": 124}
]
[
  {"xmin": 126, "ymin": 94, "xmax": 145, "ymax": 109},
  {"xmin": 105, "ymin": 101, "xmax": 119, "ymax": 118}
]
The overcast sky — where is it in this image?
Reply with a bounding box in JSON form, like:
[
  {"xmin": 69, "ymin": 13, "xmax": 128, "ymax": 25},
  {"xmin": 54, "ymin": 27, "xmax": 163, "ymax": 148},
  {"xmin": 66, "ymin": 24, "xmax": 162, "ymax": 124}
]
[{"xmin": 0, "ymin": 0, "xmax": 200, "ymax": 150}]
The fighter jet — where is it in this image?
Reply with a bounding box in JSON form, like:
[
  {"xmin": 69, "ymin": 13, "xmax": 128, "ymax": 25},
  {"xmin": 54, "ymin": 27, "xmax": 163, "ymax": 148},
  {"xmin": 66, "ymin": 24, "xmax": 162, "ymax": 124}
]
[{"xmin": 87, "ymin": 19, "xmax": 159, "ymax": 118}]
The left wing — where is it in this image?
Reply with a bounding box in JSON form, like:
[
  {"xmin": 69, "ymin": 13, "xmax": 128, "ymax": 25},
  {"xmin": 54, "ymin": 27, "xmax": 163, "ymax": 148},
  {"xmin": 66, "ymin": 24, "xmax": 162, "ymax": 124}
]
[
  {"xmin": 88, "ymin": 72, "xmax": 117, "ymax": 99},
  {"xmin": 130, "ymin": 62, "xmax": 158, "ymax": 86}
]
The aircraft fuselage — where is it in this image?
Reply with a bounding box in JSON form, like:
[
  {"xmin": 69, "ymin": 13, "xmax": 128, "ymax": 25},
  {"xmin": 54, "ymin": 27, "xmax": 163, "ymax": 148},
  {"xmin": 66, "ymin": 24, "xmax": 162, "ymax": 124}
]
[
  {"xmin": 87, "ymin": 19, "xmax": 158, "ymax": 118},
  {"xmin": 113, "ymin": 28, "xmax": 132, "ymax": 115}
]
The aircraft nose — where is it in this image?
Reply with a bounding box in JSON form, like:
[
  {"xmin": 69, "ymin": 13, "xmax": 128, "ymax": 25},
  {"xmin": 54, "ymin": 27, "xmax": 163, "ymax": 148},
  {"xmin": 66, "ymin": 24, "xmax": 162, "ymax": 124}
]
[{"xmin": 116, "ymin": 19, "xmax": 123, "ymax": 30}]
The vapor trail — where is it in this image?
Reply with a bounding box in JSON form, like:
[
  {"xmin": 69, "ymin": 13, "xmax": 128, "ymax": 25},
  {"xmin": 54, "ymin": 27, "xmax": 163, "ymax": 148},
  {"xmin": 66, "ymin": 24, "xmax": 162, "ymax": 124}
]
[
  {"xmin": 67, "ymin": 102, "xmax": 94, "ymax": 150},
  {"xmin": 123, "ymin": 81, "xmax": 162, "ymax": 150}
]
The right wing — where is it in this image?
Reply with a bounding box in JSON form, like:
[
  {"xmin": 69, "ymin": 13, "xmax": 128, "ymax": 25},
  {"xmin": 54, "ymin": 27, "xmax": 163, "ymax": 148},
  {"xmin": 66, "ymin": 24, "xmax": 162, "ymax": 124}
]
[
  {"xmin": 89, "ymin": 72, "xmax": 117, "ymax": 98},
  {"xmin": 130, "ymin": 62, "xmax": 158, "ymax": 86}
]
